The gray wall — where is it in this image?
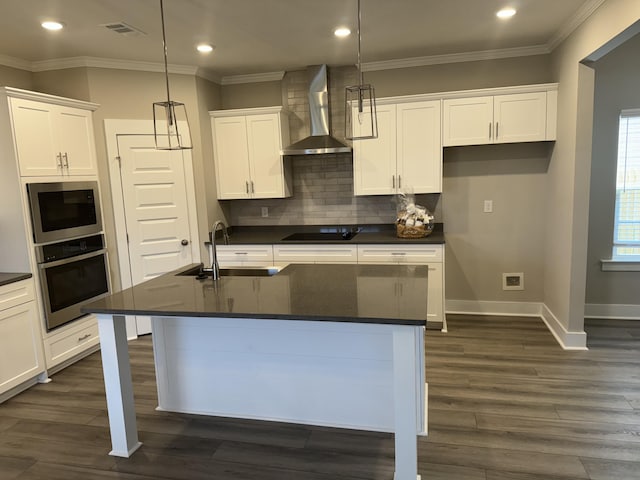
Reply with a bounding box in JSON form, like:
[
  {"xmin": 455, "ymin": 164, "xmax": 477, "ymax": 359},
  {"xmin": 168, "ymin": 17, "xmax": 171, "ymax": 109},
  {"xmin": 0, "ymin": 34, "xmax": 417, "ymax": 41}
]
[
  {"xmin": 0, "ymin": 65, "xmax": 33, "ymax": 90},
  {"xmin": 586, "ymin": 33, "xmax": 640, "ymax": 305}
]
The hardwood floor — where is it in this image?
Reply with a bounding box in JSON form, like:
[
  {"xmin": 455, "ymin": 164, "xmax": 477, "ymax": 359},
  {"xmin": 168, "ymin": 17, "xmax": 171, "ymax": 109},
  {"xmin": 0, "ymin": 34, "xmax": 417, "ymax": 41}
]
[{"xmin": 1, "ymin": 315, "xmax": 639, "ymax": 479}]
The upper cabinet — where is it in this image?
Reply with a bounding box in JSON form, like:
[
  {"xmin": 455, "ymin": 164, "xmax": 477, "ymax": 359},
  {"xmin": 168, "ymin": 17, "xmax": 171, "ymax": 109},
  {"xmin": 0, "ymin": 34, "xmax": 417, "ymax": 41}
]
[
  {"xmin": 10, "ymin": 96, "xmax": 98, "ymax": 177},
  {"xmin": 353, "ymin": 99, "xmax": 442, "ymax": 196},
  {"xmin": 211, "ymin": 106, "xmax": 291, "ymax": 200},
  {"xmin": 442, "ymin": 86, "xmax": 557, "ymax": 147}
]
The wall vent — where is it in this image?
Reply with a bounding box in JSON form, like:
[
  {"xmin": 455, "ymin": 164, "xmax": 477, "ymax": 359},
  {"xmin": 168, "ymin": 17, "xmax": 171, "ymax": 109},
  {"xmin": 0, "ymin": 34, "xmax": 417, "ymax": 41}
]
[
  {"xmin": 502, "ymin": 272, "xmax": 524, "ymax": 291},
  {"xmin": 101, "ymin": 22, "xmax": 146, "ymax": 37}
]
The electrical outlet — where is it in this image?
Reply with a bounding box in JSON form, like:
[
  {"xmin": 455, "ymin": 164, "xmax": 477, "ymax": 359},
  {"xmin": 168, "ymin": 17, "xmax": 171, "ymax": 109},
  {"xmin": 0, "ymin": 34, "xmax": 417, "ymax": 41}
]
[
  {"xmin": 502, "ymin": 273, "xmax": 524, "ymax": 290},
  {"xmin": 261, "ymin": 207, "xmax": 269, "ymax": 218},
  {"xmin": 483, "ymin": 200, "xmax": 493, "ymax": 213}
]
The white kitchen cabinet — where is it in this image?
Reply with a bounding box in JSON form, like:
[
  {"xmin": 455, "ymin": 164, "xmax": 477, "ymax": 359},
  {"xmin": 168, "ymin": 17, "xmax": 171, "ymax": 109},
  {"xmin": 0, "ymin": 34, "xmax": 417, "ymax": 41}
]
[
  {"xmin": 443, "ymin": 90, "xmax": 556, "ymax": 146},
  {"xmin": 357, "ymin": 244, "xmax": 446, "ymax": 330},
  {"xmin": 0, "ymin": 278, "xmax": 46, "ymax": 400},
  {"xmin": 273, "ymin": 244, "xmax": 358, "ymax": 266},
  {"xmin": 353, "ymin": 100, "xmax": 442, "ymax": 195},
  {"xmin": 211, "ymin": 107, "xmax": 291, "ymax": 199},
  {"xmin": 10, "ymin": 97, "xmax": 98, "ymax": 176}
]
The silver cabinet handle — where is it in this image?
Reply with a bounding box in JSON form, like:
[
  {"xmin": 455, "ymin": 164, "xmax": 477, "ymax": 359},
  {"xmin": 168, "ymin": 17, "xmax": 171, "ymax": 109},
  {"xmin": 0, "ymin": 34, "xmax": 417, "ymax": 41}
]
[
  {"xmin": 62, "ymin": 152, "xmax": 69, "ymax": 168},
  {"xmin": 56, "ymin": 153, "xmax": 63, "ymax": 169},
  {"xmin": 495, "ymin": 122, "xmax": 499, "ymax": 139},
  {"xmin": 245, "ymin": 181, "xmax": 249, "ymax": 194},
  {"xmin": 181, "ymin": 239, "xmax": 189, "ymax": 246},
  {"xmin": 234, "ymin": 252, "xmax": 248, "ymax": 255},
  {"xmin": 489, "ymin": 122, "xmax": 492, "ymax": 139},
  {"xmin": 251, "ymin": 181, "xmax": 255, "ymax": 194},
  {"xmin": 392, "ymin": 176, "xmax": 396, "ymax": 189},
  {"xmin": 391, "ymin": 252, "xmax": 406, "ymax": 256},
  {"xmin": 398, "ymin": 175, "xmax": 402, "ymax": 189},
  {"xmin": 78, "ymin": 333, "xmax": 92, "ymax": 342}
]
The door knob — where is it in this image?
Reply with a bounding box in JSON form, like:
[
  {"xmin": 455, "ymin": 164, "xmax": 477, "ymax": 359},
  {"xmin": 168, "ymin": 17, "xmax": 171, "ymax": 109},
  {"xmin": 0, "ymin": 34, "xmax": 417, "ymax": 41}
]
[{"xmin": 181, "ymin": 239, "xmax": 189, "ymax": 246}]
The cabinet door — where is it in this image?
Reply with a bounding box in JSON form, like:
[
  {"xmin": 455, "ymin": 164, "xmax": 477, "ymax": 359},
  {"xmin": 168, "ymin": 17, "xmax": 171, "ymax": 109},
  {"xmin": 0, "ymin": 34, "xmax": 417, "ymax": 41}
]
[
  {"xmin": 396, "ymin": 101, "xmax": 442, "ymax": 193},
  {"xmin": 353, "ymin": 104, "xmax": 397, "ymax": 196},
  {"xmin": 425, "ymin": 262, "xmax": 444, "ymax": 324},
  {"xmin": 213, "ymin": 116, "xmax": 251, "ymax": 199},
  {"xmin": 442, "ymin": 96, "xmax": 493, "ymax": 146},
  {"xmin": 0, "ymin": 301, "xmax": 45, "ymax": 394},
  {"xmin": 246, "ymin": 114, "xmax": 286, "ymax": 198},
  {"xmin": 493, "ymin": 92, "xmax": 547, "ymax": 143},
  {"xmin": 57, "ymin": 107, "xmax": 97, "ymax": 175},
  {"xmin": 10, "ymin": 98, "xmax": 62, "ymax": 176}
]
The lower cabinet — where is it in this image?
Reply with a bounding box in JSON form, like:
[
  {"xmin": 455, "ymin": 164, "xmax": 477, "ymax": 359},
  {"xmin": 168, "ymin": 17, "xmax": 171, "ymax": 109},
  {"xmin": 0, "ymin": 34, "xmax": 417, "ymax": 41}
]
[
  {"xmin": 0, "ymin": 278, "xmax": 46, "ymax": 400},
  {"xmin": 221, "ymin": 242, "xmax": 446, "ymax": 330},
  {"xmin": 42, "ymin": 314, "xmax": 100, "ymax": 371},
  {"xmin": 357, "ymin": 244, "xmax": 446, "ymax": 330}
]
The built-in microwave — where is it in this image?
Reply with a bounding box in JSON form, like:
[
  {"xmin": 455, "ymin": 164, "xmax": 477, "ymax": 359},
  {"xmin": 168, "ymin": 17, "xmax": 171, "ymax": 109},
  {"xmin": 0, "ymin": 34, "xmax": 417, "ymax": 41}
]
[{"xmin": 27, "ymin": 181, "xmax": 102, "ymax": 244}]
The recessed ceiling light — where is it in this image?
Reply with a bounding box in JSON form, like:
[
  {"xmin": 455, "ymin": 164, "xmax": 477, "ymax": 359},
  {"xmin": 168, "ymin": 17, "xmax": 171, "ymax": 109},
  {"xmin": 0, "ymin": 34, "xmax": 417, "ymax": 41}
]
[
  {"xmin": 334, "ymin": 27, "xmax": 351, "ymax": 38},
  {"xmin": 496, "ymin": 8, "xmax": 516, "ymax": 19},
  {"xmin": 41, "ymin": 21, "xmax": 64, "ymax": 31},
  {"xmin": 196, "ymin": 44, "xmax": 215, "ymax": 53}
]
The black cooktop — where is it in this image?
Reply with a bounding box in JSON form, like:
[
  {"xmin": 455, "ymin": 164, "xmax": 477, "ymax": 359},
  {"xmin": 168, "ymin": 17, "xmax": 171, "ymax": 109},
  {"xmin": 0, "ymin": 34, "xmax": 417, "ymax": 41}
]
[{"xmin": 282, "ymin": 231, "xmax": 359, "ymax": 241}]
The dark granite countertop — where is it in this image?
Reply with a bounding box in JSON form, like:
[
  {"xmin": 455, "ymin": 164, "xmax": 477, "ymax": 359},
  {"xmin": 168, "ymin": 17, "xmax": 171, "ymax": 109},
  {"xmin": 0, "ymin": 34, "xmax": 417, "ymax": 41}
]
[
  {"xmin": 82, "ymin": 263, "xmax": 427, "ymax": 326},
  {"xmin": 222, "ymin": 223, "xmax": 444, "ymax": 245},
  {"xmin": 0, "ymin": 272, "xmax": 32, "ymax": 287}
]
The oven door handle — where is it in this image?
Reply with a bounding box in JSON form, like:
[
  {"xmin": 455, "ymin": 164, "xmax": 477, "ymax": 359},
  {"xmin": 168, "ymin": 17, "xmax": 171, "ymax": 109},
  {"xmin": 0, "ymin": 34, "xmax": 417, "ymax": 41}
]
[{"xmin": 38, "ymin": 249, "xmax": 107, "ymax": 269}]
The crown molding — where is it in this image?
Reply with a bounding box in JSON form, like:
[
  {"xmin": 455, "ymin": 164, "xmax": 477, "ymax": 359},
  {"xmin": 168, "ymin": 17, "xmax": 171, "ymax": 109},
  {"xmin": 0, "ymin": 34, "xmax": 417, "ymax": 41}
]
[
  {"xmin": 30, "ymin": 56, "xmax": 198, "ymax": 75},
  {"xmin": 196, "ymin": 67, "xmax": 222, "ymax": 84},
  {"xmin": 361, "ymin": 45, "xmax": 550, "ymax": 72},
  {"xmin": 547, "ymin": 0, "xmax": 607, "ymax": 51},
  {"xmin": 0, "ymin": 54, "xmax": 32, "ymax": 72},
  {"xmin": 220, "ymin": 71, "xmax": 285, "ymax": 85}
]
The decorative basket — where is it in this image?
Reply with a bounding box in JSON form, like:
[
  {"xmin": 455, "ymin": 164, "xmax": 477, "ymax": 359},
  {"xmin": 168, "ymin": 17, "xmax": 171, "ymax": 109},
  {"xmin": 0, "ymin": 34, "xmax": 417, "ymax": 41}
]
[{"xmin": 396, "ymin": 222, "xmax": 433, "ymax": 239}]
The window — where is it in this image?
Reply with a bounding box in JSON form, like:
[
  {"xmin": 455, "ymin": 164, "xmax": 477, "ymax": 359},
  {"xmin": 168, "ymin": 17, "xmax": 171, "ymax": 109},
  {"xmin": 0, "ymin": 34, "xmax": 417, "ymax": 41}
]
[{"xmin": 613, "ymin": 109, "xmax": 640, "ymax": 259}]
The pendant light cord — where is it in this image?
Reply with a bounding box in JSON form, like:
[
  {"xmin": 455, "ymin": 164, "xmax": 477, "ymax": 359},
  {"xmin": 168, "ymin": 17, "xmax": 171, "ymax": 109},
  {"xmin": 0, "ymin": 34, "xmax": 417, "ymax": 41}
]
[
  {"xmin": 160, "ymin": 0, "xmax": 171, "ymax": 104},
  {"xmin": 357, "ymin": 0, "xmax": 363, "ymax": 86}
]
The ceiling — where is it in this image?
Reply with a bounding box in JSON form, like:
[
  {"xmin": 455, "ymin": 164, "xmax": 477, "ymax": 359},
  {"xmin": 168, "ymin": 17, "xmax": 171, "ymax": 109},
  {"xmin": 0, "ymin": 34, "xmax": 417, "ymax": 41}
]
[{"xmin": 0, "ymin": 0, "xmax": 598, "ymax": 81}]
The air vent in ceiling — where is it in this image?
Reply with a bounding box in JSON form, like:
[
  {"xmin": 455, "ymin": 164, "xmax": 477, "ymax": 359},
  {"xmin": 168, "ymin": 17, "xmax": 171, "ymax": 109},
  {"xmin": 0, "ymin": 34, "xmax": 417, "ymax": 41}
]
[{"xmin": 101, "ymin": 22, "xmax": 146, "ymax": 37}]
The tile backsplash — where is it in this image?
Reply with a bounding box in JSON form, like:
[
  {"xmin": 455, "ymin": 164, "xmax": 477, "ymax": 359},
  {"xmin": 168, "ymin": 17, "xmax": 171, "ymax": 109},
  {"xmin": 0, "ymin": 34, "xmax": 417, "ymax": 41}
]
[
  {"xmin": 226, "ymin": 154, "xmax": 440, "ymax": 226},
  {"xmin": 224, "ymin": 67, "xmax": 441, "ymax": 226}
]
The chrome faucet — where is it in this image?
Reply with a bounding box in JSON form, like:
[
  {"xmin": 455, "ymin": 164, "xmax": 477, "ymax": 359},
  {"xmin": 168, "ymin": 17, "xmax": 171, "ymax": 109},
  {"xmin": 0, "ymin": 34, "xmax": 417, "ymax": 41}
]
[{"xmin": 210, "ymin": 220, "xmax": 229, "ymax": 280}]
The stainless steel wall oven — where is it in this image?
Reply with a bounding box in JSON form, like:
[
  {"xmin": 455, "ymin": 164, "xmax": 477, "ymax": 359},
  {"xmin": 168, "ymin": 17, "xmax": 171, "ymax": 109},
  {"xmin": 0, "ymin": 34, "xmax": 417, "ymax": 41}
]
[{"xmin": 36, "ymin": 234, "xmax": 109, "ymax": 331}]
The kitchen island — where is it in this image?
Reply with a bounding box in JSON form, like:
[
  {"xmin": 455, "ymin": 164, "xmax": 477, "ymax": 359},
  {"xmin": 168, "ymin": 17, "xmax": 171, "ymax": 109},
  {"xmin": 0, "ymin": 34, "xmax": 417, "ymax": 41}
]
[{"xmin": 83, "ymin": 263, "xmax": 428, "ymax": 480}]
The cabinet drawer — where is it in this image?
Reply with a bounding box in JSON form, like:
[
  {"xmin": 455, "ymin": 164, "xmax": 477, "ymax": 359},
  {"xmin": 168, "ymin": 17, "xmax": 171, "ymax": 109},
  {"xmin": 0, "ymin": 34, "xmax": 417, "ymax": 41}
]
[
  {"xmin": 0, "ymin": 279, "xmax": 35, "ymax": 311},
  {"xmin": 216, "ymin": 245, "xmax": 274, "ymax": 266},
  {"xmin": 44, "ymin": 316, "xmax": 99, "ymax": 367},
  {"xmin": 357, "ymin": 244, "xmax": 443, "ymax": 264},
  {"xmin": 274, "ymin": 245, "xmax": 357, "ymax": 264}
]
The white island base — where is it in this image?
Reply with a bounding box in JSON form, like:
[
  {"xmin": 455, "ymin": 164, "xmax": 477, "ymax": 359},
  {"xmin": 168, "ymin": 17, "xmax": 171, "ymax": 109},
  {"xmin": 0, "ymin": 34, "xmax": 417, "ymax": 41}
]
[{"xmin": 97, "ymin": 314, "xmax": 426, "ymax": 480}]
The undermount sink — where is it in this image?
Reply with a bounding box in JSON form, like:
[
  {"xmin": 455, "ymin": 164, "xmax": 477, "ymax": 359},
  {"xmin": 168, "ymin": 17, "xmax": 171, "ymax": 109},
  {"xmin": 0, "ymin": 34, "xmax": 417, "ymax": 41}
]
[{"xmin": 177, "ymin": 265, "xmax": 280, "ymax": 278}]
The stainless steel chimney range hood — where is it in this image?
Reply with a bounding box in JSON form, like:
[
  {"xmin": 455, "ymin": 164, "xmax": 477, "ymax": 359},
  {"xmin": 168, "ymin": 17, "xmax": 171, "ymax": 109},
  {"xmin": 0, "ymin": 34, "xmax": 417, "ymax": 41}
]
[{"xmin": 281, "ymin": 65, "xmax": 352, "ymax": 156}]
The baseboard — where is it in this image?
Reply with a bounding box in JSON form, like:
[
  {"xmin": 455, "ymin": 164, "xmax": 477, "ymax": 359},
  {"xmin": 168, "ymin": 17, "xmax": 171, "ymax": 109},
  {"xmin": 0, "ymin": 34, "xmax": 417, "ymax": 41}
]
[
  {"xmin": 446, "ymin": 299, "xmax": 542, "ymax": 317},
  {"xmin": 585, "ymin": 303, "xmax": 640, "ymax": 320},
  {"xmin": 445, "ymin": 300, "xmax": 588, "ymax": 350}
]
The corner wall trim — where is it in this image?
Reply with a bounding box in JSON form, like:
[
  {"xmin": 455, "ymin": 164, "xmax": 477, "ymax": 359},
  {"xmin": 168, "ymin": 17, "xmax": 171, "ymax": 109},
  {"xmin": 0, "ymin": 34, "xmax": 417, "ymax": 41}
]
[
  {"xmin": 585, "ymin": 303, "xmax": 640, "ymax": 320},
  {"xmin": 445, "ymin": 300, "xmax": 588, "ymax": 350}
]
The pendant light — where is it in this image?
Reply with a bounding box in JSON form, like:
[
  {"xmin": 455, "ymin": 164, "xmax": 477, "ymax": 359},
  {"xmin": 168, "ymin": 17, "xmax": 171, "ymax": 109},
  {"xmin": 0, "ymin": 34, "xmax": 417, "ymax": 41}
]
[
  {"xmin": 153, "ymin": 0, "xmax": 193, "ymax": 150},
  {"xmin": 345, "ymin": 0, "xmax": 378, "ymax": 140}
]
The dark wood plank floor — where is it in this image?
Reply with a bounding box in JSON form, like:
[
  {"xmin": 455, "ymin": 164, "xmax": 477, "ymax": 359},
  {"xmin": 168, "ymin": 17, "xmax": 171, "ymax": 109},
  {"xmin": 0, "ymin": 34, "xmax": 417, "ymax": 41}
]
[{"xmin": 1, "ymin": 315, "xmax": 639, "ymax": 479}]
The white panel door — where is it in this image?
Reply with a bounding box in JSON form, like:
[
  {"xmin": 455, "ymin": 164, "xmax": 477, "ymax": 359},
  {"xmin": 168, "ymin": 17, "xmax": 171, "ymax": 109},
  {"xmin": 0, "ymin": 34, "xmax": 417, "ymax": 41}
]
[{"xmin": 118, "ymin": 136, "xmax": 194, "ymax": 334}]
